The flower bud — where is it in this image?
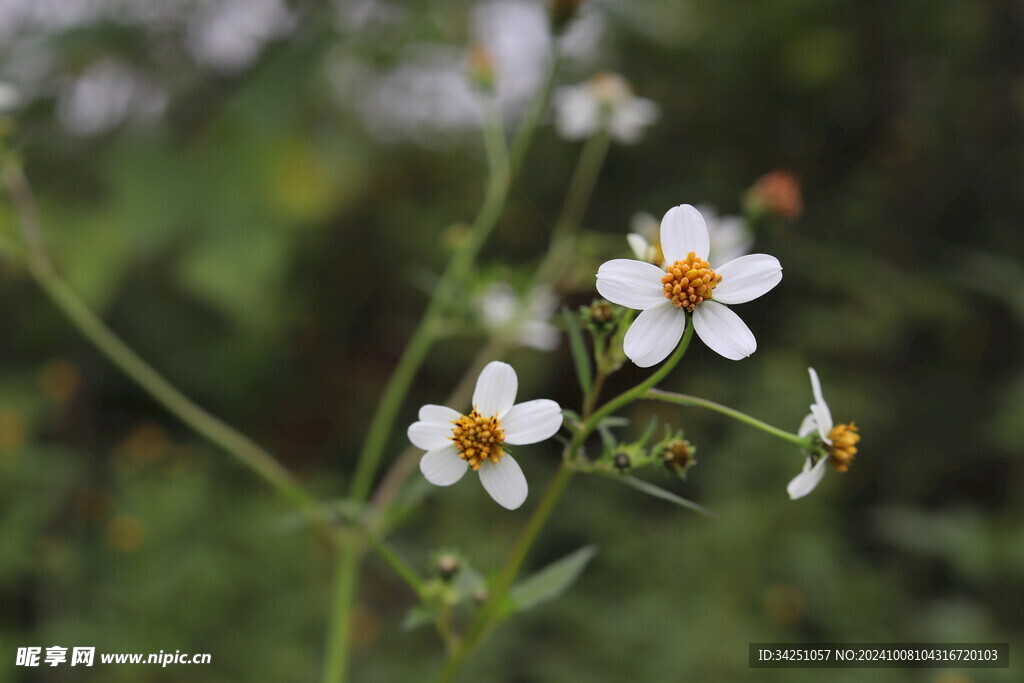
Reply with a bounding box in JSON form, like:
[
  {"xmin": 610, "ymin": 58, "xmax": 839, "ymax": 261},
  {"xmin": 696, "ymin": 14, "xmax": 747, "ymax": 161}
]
[
  {"xmin": 472, "ymin": 588, "xmax": 490, "ymax": 606},
  {"xmin": 661, "ymin": 438, "xmax": 695, "ymax": 473},
  {"xmin": 436, "ymin": 553, "xmax": 461, "ymax": 581},
  {"xmin": 581, "ymin": 299, "xmax": 617, "ymax": 334},
  {"xmin": 745, "ymin": 170, "xmax": 803, "ymax": 220},
  {"xmin": 613, "ymin": 452, "xmax": 630, "ymax": 471},
  {"xmin": 466, "ymin": 45, "xmax": 496, "ymax": 94}
]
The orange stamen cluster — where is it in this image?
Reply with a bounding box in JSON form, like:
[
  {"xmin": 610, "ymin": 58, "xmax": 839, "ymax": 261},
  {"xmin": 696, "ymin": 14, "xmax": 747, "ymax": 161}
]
[
  {"xmin": 451, "ymin": 410, "xmax": 505, "ymax": 470},
  {"xmin": 826, "ymin": 422, "xmax": 859, "ymax": 472},
  {"xmin": 661, "ymin": 252, "xmax": 721, "ymax": 311}
]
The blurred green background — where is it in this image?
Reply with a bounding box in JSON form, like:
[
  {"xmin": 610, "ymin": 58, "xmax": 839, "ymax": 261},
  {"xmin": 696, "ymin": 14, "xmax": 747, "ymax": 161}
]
[{"xmin": 1, "ymin": 0, "xmax": 1022, "ymax": 681}]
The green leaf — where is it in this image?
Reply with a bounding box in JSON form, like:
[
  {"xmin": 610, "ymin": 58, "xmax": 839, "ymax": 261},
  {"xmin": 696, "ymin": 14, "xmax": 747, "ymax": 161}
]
[
  {"xmin": 562, "ymin": 307, "xmax": 593, "ymax": 397},
  {"xmin": 510, "ymin": 545, "xmax": 598, "ymax": 612},
  {"xmin": 401, "ymin": 605, "xmax": 436, "ymax": 632},
  {"xmin": 452, "ymin": 564, "xmax": 486, "ymax": 600},
  {"xmin": 614, "ymin": 475, "xmax": 716, "ymax": 517}
]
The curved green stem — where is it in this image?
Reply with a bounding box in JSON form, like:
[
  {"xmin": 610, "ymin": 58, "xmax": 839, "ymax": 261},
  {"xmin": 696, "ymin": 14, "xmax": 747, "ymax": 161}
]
[
  {"xmin": 436, "ymin": 462, "xmax": 575, "ymax": 683},
  {"xmin": 324, "ymin": 54, "xmax": 562, "ymax": 683},
  {"xmin": 643, "ymin": 389, "xmax": 812, "ymax": 449},
  {"xmin": 535, "ymin": 129, "xmax": 611, "ymax": 285},
  {"xmin": 573, "ymin": 319, "xmax": 695, "ymax": 451},
  {"xmin": 2, "ymin": 161, "xmax": 327, "ymax": 532},
  {"xmin": 437, "ymin": 318, "xmax": 696, "ymax": 682}
]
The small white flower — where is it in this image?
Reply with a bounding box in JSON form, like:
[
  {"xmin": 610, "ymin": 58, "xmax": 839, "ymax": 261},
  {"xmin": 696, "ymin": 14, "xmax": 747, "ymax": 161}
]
[
  {"xmin": 787, "ymin": 368, "xmax": 860, "ymax": 500},
  {"xmin": 628, "ymin": 205, "xmax": 753, "ymax": 268},
  {"xmin": 408, "ymin": 361, "xmax": 563, "ymax": 510},
  {"xmin": 0, "ymin": 82, "xmax": 21, "ymax": 112},
  {"xmin": 553, "ymin": 72, "xmax": 659, "ymax": 144},
  {"xmin": 476, "ymin": 282, "xmax": 560, "ymax": 351},
  {"xmin": 597, "ymin": 204, "xmax": 782, "ymax": 366}
]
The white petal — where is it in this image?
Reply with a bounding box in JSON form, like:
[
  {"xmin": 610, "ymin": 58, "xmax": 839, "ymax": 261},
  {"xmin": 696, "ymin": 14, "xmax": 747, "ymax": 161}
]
[
  {"xmin": 706, "ymin": 215, "xmax": 753, "ymax": 265},
  {"xmin": 797, "ymin": 412, "xmax": 818, "ymax": 438},
  {"xmin": 519, "ymin": 321, "xmax": 561, "ymax": 352},
  {"xmin": 811, "ymin": 404, "xmax": 833, "ymax": 444},
  {"xmin": 408, "ymin": 421, "xmax": 453, "ymax": 451},
  {"xmin": 712, "ymin": 254, "xmax": 783, "ymax": 305},
  {"xmin": 502, "ymin": 399, "xmax": 563, "ymax": 445},
  {"xmin": 420, "ymin": 444, "xmax": 468, "ymax": 487},
  {"xmin": 596, "ymin": 259, "xmax": 666, "ymax": 310},
  {"xmin": 623, "ymin": 300, "xmax": 687, "ymax": 368},
  {"xmin": 808, "ymin": 367, "xmax": 833, "ymax": 438},
  {"xmin": 626, "ymin": 233, "xmax": 649, "ymax": 261},
  {"xmin": 418, "ymin": 404, "xmax": 460, "ymax": 424},
  {"xmin": 787, "ymin": 456, "xmax": 829, "ymax": 500},
  {"xmin": 691, "ymin": 302, "xmax": 756, "ymax": 360},
  {"xmin": 478, "ymin": 454, "xmax": 528, "ymax": 510},
  {"xmin": 473, "ymin": 361, "xmax": 518, "ymax": 418},
  {"xmin": 660, "ymin": 204, "xmax": 710, "ymax": 263},
  {"xmin": 554, "ymin": 88, "xmax": 598, "ymax": 140}
]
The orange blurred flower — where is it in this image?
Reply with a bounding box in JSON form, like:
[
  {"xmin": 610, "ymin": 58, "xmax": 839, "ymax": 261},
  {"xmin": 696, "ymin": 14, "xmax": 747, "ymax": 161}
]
[{"xmin": 747, "ymin": 170, "xmax": 803, "ymax": 220}]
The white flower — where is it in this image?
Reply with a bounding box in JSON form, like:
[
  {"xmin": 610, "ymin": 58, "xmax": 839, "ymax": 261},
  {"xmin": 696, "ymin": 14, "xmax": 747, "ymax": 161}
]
[
  {"xmin": 338, "ymin": 0, "xmax": 604, "ymax": 146},
  {"xmin": 553, "ymin": 72, "xmax": 659, "ymax": 144},
  {"xmin": 408, "ymin": 361, "xmax": 563, "ymax": 510},
  {"xmin": 476, "ymin": 283, "xmax": 560, "ymax": 351},
  {"xmin": 628, "ymin": 205, "xmax": 752, "ymax": 268},
  {"xmin": 596, "ymin": 204, "xmax": 782, "ymax": 366},
  {"xmin": 0, "ymin": 81, "xmax": 21, "ymax": 112},
  {"xmin": 787, "ymin": 368, "xmax": 860, "ymax": 500}
]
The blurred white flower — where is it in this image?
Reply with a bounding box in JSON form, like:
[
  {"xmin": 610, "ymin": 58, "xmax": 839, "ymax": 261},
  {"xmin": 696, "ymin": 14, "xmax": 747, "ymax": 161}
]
[
  {"xmin": 476, "ymin": 282, "xmax": 560, "ymax": 351},
  {"xmin": 57, "ymin": 60, "xmax": 168, "ymax": 136},
  {"xmin": 553, "ymin": 72, "xmax": 659, "ymax": 144},
  {"xmin": 0, "ymin": 81, "xmax": 21, "ymax": 111},
  {"xmin": 337, "ymin": 0, "xmax": 604, "ymax": 145},
  {"xmin": 787, "ymin": 368, "xmax": 860, "ymax": 500},
  {"xmin": 597, "ymin": 204, "xmax": 782, "ymax": 365},
  {"xmin": 626, "ymin": 212, "xmax": 665, "ymax": 267},
  {"xmin": 629, "ymin": 205, "xmax": 752, "ymax": 268},
  {"xmin": 186, "ymin": 0, "xmax": 295, "ymax": 73},
  {"xmin": 408, "ymin": 361, "xmax": 563, "ymax": 510}
]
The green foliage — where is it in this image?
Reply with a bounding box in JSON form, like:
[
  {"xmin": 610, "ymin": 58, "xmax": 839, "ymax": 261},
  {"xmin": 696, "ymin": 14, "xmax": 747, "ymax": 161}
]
[{"xmin": 509, "ymin": 545, "xmax": 598, "ymax": 613}]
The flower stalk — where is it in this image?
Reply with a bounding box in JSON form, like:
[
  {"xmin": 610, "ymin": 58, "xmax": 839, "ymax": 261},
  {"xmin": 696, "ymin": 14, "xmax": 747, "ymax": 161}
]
[
  {"xmin": 643, "ymin": 388, "xmax": 813, "ymax": 450},
  {"xmin": 324, "ymin": 53, "xmax": 564, "ymax": 683}
]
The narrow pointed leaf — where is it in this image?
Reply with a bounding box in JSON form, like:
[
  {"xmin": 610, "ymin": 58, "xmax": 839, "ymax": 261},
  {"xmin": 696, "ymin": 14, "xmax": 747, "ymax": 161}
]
[
  {"xmin": 510, "ymin": 545, "xmax": 598, "ymax": 612},
  {"xmin": 562, "ymin": 308, "xmax": 593, "ymax": 397},
  {"xmin": 401, "ymin": 605, "xmax": 436, "ymax": 632},
  {"xmin": 614, "ymin": 475, "xmax": 716, "ymax": 517}
]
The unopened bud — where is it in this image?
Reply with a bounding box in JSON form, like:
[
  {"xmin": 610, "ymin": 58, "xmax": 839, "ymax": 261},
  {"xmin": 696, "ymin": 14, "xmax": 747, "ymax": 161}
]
[
  {"xmin": 589, "ymin": 300, "xmax": 614, "ymax": 324},
  {"xmin": 662, "ymin": 438, "xmax": 695, "ymax": 473},
  {"xmin": 466, "ymin": 45, "xmax": 496, "ymax": 94},
  {"xmin": 582, "ymin": 299, "xmax": 617, "ymax": 334},
  {"xmin": 436, "ymin": 554, "xmax": 461, "ymax": 581},
  {"xmin": 745, "ymin": 169, "xmax": 803, "ymax": 220}
]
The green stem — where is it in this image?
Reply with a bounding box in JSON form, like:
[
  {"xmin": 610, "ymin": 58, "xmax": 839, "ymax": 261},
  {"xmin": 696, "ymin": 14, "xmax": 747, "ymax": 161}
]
[
  {"xmin": 436, "ymin": 462, "xmax": 575, "ymax": 683},
  {"xmin": 643, "ymin": 389, "xmax": 812, "ymax": 449},
  {"xmin": 481, "ymin": 101, "xmax": 508, "ymax": 174},
  {"xmin": 2, "ymin": 162, "xmax": 328, "ymax": 533},
  {"xmin": 535, "ymin": 129, "xmax": 611, "ymax": 285},
  {"xmin": 324, "ymin": 54, "xmax": 562, "ymax": 683},
  {"xmin": 437, "ymin": 319, "xmax": 697, "ymax": 682},
  {"xmin": 4, "ymin": 159, "xmax": 440, "ymax": 608},
  {"xmin": 573, "ymin": 319, "xmax": 696, "ymax": 451},
  {"xmin": 581, "ymin": 368, "xmax": 607, "ymax": 420}
]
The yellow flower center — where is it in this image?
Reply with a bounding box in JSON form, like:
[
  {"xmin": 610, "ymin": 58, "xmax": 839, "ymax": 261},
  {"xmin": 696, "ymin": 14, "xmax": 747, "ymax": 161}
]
[
  {"xmin": 826, "ymin": 422, "xmax": 859, "ymax": 472},
  {"xmin": 661, "ymin": 252, "xmax": 722, "ymax": 311},
  {"xmin": 451, "ymin": 410, "xmax": 505, "ymax": 470}
]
